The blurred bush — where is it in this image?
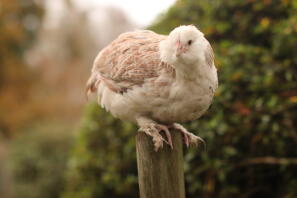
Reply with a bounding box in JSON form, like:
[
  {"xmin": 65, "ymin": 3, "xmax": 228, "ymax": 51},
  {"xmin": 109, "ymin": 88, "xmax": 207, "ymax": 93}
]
[
  {"xmin": 9, "ymin": 126, "xmax": 73, "ymax": 198},
  {"xmin": 63, "ymin": 0, "xmax": 297, "ymax": 198},
  {"xmin": 62, "ymin": 104, "xmax": 138, "ymax": 198},
  {"xmin": 0, "ymin": 0, "xmax": 44, "ymax": 137}
]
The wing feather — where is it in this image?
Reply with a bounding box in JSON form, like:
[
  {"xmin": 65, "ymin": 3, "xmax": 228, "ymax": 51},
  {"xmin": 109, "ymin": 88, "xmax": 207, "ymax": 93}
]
[
  {"xmin": 87, "ymin": 30, "xmax": 174, "ymax": 95},
  {"xmin": 205, "ymin": 42, "xmax": 214, "ymax": 68}
]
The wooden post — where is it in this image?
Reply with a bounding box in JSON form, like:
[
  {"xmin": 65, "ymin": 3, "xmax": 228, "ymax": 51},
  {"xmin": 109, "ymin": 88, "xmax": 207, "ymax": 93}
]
[{"xmin": 136, "ymin": 130, "xmax": 186, "ymax": 198}]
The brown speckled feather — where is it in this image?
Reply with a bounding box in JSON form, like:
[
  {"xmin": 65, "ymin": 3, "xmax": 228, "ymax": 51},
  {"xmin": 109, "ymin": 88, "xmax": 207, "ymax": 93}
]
[
  {"xmin": 88, "ymin": 30, "xmax": 175, "ymax": 94},
  {"xmin": 205, "ymin": 43, "xmax": 214, "ymax": 68}
]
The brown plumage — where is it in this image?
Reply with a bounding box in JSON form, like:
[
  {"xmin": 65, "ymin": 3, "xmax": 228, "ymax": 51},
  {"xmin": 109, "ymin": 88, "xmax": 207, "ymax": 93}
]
[{"xmin": 86, "ymin": 30, "xmax": 175, "ymax": 96}]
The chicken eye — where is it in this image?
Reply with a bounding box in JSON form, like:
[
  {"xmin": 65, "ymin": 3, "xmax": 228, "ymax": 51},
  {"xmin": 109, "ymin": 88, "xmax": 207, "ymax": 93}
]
[{"xmin": 188, "ymin": 40, "xmax": 192, "ymax": 45}]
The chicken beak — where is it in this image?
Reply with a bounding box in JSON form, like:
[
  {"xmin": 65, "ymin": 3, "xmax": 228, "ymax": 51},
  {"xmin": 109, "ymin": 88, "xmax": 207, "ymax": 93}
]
[{"xmin": 176, "ymin": 40, "xmax": 186, "ymax": 57}]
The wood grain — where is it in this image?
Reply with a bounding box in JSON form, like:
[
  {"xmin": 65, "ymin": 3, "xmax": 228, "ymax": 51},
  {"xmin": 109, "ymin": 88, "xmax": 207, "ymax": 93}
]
[{"xmin": 136, "ymin": 131, "xmax": 185, "ymax": 198}]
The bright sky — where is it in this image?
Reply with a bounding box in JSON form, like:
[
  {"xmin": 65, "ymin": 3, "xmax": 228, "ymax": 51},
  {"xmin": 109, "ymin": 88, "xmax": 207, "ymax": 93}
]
[{"xmin": 74, "ymin": 0, "xmax": 176, "ymax": 26}]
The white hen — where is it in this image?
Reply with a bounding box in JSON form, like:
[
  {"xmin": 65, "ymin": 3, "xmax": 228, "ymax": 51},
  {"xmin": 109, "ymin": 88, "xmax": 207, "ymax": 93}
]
[{"xmin": 86, "ymin": 25, "xmax": 218, "ymax": 151}]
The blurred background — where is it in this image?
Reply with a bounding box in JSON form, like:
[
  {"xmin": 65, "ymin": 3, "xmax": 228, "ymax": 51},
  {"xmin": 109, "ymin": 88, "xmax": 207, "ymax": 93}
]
[{"xmin": 0, "ymin": 0, "xmax": 297, "ymax": 198}]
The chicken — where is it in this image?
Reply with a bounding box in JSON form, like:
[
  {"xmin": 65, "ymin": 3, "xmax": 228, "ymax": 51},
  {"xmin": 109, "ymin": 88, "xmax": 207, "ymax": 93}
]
[{"xmin": 86, "ymin": 25, "xmax": 218, "ymax": 151}]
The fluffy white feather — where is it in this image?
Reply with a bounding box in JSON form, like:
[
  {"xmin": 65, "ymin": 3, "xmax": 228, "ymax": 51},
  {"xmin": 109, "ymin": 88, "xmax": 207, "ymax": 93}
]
[{"xmin": 86, "ymin": 25, "xmax": 218, "ymax": 151}]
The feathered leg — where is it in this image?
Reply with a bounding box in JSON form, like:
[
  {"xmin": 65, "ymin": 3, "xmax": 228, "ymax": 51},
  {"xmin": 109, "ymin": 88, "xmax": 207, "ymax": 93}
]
[{"xmin": 136, "ymin": 117, "xmax": 173, "ymax": 151}]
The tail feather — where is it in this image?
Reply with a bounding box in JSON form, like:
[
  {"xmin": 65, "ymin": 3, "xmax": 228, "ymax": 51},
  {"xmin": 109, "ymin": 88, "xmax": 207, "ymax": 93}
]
[{"xmin": 86, "ymin": 72, "xmax": 100, "ymax": 100}]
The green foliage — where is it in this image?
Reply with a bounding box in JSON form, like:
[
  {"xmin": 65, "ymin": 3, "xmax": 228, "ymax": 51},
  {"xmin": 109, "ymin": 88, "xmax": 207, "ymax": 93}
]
[
  {"xmin": 64, "ymin": 1, "xmax": 297, "ymax": 198},
  {"xmin": 62, "ymin": 104, "xmax": 138, "ymax": 198},
  {"xmin": 9, "ymin": 126, "xmax": 72, "ymax": 198},
  {"xmin": 153, "ymin": 1, "xmax": 297, "ymax": 197}
]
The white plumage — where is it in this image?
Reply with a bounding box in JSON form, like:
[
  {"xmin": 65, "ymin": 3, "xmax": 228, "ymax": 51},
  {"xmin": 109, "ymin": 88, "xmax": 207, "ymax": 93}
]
[{"xmin": 86, "ymin": 25, "xmax": 218, "ymax": 151}]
